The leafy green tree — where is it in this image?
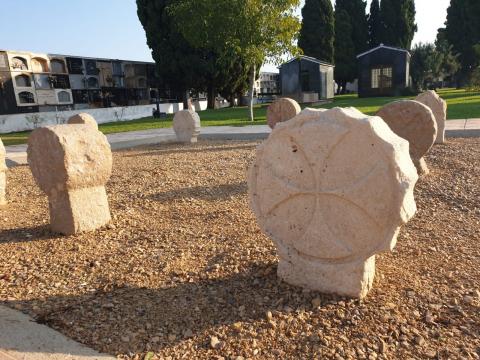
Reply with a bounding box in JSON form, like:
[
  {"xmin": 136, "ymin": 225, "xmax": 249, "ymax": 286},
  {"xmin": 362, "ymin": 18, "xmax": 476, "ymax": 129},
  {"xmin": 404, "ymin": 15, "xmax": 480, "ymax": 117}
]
[
  {"xmin": 411, "ymin": 43, "xmax": 443, "ymax": 91},
  {"xmin": 435, "ymin": 29, "xmax": 461, "ymax": 84},
  {"xmin": 381, "ymin": 0, "xmax": 417, "ymax": 49},
  {"xmin": 444, "ymin": 0, "xmax": 480, "ymax": 84},
  {"xmin": 298, "ymin": 0, "xmax": 335, "ymax": 63},
  {"xmin": 169, "ymin": 0, "xmax": 301, "ymax": 121},
  {"xmin": 368, "ymin": 0, "xmax": 383, "ymax": 48},
  {"xmin": 334, "ymin": 9, "xmax": 356, "ymax": 94}
]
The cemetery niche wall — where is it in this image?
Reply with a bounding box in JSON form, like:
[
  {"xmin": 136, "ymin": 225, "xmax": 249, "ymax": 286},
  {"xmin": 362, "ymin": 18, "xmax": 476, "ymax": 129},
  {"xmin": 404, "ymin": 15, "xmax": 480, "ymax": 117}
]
[
  {"xmin": 357, "ymin": 45, "xmax": 411, "ymax": 98},
  {"xmin": 0, "ymin": 49, "xmax": 163, "ymax": 115}
]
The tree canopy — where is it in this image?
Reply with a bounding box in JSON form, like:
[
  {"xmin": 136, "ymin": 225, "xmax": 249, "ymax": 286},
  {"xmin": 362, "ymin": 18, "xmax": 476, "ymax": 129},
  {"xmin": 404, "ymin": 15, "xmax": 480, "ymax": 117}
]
[
  {"xmin": 169, "ymin": 0, "xmax": 301, "ymax": 120},
  {"xmin": 335, "ymin": 0, "xmax": 369, "ymax": 55},
  {"xmin": 136, "ymin": 0, "xmax": 208, "ymax": 103},
  {"xmin": 334, "ymin": 9, "xmax": 356, "ymax": 93},
  {"xmin": 368, "ymin": 0, "xmax": 383, "ymax": 48},
  {"xmin": 380, "ymin": 0, "xmax": 417, "ymax": 49},
  {"xmin": 444, "ymin": 0, "xmax": 480, "ymax": 83},
  {"xmin": 298, "ymin": 0, "xmax": 335, "ymax": 63}
]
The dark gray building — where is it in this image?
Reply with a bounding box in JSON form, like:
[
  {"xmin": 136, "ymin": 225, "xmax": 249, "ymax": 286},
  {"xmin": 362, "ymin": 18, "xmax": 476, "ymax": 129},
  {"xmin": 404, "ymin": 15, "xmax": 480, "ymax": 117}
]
[
  {"xmin": 357, "ymin": 45, "xmax": 411, "ymax": 98},
  {"xmin": 279, "ymin": 56, "xmax": 335, "ymax": 103}
]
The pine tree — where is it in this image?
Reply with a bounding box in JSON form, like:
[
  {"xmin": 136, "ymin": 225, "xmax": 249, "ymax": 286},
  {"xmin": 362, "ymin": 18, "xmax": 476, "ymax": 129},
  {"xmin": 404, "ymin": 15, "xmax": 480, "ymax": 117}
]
[
  {"xmin": 334, "ymin": 9, "xmax": 356, "ymax": 94},
  {"xmin": 381, "ymin": 0, "xmax": 417, "ymax": 49},
  {"xmin": 298, "ymin": 0, "xmax": 335, "ymax": 63},
  {"xmin": 368, "ymin": 0, "xmax": 383, "ymax": 48}
]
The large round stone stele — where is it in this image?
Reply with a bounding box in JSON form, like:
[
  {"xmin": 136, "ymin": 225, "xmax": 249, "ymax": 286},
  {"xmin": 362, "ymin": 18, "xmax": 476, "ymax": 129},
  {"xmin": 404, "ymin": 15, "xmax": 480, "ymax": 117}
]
[
  {"xmin": 267, "ymin": 98, "xmax": 301, "ymax": 129},
  {"xmin": 173, "ymin": 110, "xmax": 201, "ymax": 143},
  {"xmin": 249, "ymin": 107, "xmax": 418, "ymax": 265},
  {"xmin": 376, "ymin": 100, "xmax": 437, "ymax": 162},
  {"xmin": 67, "ymin": 113, "xmax": 98, "ymax": 129},
  {"xmin": 415, "ymin": 90, "xmax": 447, "ymax": 144}
]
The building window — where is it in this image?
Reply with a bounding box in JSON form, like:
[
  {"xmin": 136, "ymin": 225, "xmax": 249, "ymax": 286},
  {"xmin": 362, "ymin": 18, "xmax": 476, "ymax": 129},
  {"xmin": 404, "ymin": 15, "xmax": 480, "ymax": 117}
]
[
  {"xmin": 31, "ymin": 58, "xmax": 49, "ymax": 73},
  {"xmin": 34, "ymin": 74, "xmax": 51, "ymax": 89},
  {"xmin": 15, "ymin": 74, "xmax": 31, "ymax": 87},
  {"xmin": 11, "ymin": 57, "xmax": 28, "ymax": 70},
  {"xmin": 57, "ymin": 91, "xmax": 71, "ymax": 103},
  {"xmin": 50, "ymin": 59, "xmax": 66, "ymax": 73},
  {"xmin": 87, "ymin": 77, "xmax": 99, "ymax": 88},
  {"xmin": 371, "ymin": 66, "xmax": 393, "ymax": 89},
  {"xmin": 18, "ymin": 91, "xmax": 35, "ymax": 104}
]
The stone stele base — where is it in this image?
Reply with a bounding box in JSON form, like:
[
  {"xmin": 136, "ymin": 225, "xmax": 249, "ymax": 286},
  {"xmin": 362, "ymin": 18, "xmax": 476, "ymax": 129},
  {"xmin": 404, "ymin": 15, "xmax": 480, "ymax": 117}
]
[
  {"xmin": 0, "ymin": 171, "xmax": 6, "ymax": 206},
  {"xmin": 48, "ymin": 186, "xmax": 111, "ymax": 235},
  {"xmin": 277, "ymin": 255, "xmax": 376, "ymax": 299},
  {"xmin": 413, "ymin": 157, "xmax": 429, "ymax": 176}
]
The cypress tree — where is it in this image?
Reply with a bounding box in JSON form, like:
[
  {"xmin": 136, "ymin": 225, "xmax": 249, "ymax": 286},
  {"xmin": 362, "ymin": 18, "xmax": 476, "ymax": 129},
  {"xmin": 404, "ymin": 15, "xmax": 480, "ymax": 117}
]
[
  {"xmin": 298, "ymin": 0, "xmax": 335, "ymax": 63},
  {"xmin": 381, "ymin": 0, "xmax": 417, "ymax": 49},
  {"xmin": 334, "ymin": 9, "xmax": 356, "ymax": 94},
  {"xmin": 368, "ymin": 0, "xmax": 383, "ymax": 48},
  {"xmin": 335, "ymin": 0, "xmax": 369, "ymax": 55}
]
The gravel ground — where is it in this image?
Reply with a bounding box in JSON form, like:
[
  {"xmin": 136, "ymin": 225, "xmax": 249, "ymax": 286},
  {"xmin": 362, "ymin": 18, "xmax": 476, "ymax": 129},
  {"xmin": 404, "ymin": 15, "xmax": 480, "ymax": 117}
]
[{"xmin": 0, "ymin": 139, "xmax": 479, "ymax": 360}]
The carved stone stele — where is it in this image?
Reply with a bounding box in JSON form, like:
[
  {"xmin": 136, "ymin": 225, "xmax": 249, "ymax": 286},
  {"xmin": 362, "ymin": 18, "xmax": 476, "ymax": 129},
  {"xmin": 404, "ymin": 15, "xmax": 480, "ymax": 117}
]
[
  {"xmin": 27, "ymin": 124, "xmax": 112, "ymax": 235},
  {"xmin": 415, "ymin": 90, "xmax": 447, "ymax": 144},
  {"xmin": 67, "ymin": 113, "xmax": 98, "ymax": 129},
  {"xmin": 173, "ymin": 110, "xmax": 201, "ymax": 143},
  {"xmin": 248, "ymin": 107, "xmax": 418, "ymax": 298},
  {"xmin": 0, "ymin": 138, "xmax": 6, "ymax": 206},
  {"xmin": 376, "ymin": 100, "xmax": 437, "ymax": 175},
  {"xmin": 267, "ymin": 98, "xmax": 301, "ymax": 129}
]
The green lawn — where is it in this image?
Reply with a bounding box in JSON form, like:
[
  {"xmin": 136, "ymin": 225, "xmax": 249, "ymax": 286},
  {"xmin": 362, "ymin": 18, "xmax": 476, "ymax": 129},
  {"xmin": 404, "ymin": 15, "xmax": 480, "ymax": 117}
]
[{"xmin": 2, "ymin": 88, "xmax": 479, "ymax": 146}]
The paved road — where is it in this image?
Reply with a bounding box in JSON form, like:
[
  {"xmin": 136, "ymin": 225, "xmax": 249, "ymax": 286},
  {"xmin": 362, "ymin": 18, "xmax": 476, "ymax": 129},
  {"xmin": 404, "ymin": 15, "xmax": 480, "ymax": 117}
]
[
  {"xmin": 4, "ymin": 120, "xmax": 480, "ymax": 167},
  {"xmin": 0, "ymin": 305, "xmax": 114, "ymax": 360}
]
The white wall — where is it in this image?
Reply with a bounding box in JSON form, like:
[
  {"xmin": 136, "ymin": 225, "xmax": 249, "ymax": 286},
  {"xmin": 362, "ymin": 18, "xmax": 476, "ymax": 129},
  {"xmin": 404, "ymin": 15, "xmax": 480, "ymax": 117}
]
[{"xmin": 0, "ymin": 101, "xmax": 208, "ymax": 133}]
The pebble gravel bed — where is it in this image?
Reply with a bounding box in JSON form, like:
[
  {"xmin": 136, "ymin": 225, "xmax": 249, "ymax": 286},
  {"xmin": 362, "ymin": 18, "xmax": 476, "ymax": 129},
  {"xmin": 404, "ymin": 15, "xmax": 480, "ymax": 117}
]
[{"xmin": 0, "ymin": 139, "xmax": 479, "ymax": 360}]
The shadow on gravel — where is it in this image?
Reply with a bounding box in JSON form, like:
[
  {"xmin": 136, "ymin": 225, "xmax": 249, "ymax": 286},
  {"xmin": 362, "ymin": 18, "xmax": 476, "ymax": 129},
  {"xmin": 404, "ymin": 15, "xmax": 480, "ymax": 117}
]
[
  {"xmin": 0, "ymin": 225, "xmax": 57, "ymax": 244},
  {"xmin": 122, "ymin": 143, "xmax": 257, "ymax": 158},
  {"xmin": 2, "ymin": 263, "xmax": 348, "ymax": 356},
  {"xmin": 148, "ymin": 182, "xmax": 248, "ymax": 202}
]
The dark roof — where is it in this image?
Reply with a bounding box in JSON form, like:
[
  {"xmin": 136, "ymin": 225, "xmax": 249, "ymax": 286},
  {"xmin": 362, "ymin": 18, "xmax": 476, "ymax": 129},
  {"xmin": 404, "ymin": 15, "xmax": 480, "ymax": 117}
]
[
  {"xmin": 356, "ymin": 44, "xmax": 411, "ymax": 59},
  {"xmin": 281, "ymin": 55, "xmax": 334, "ymax": 68}
]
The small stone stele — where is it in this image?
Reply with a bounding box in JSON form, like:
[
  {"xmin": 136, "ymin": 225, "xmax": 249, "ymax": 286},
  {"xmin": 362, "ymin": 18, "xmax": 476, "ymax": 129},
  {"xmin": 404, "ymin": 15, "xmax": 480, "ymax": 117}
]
[
  {"xmin": 248, "ymin": 107, "xmax": 418, "ymax": 298},
  {"xmin": 0, "ymin": 138, "xmax": 6, "ymax": 206},
  {"xmin": 173, "ymin": 110, "xmax": 201, "ymax": 143},
  {"xmin": 415, "ymin": 90, "xmax": 447, "ymax": 144},
  {"xmin": 267, "ymin": 98, "xmax": 301, "ymax": 129},
  {"xmin": 27, "ymin": 124, "xmax": 112, "ymax": 235},
  {"xmin": 67, "ymin": 113, "xmax": 99, "ymax": 129},
  {"xmin": 376, "ymin": 100, "xmax": 437, "ymax": 175}
]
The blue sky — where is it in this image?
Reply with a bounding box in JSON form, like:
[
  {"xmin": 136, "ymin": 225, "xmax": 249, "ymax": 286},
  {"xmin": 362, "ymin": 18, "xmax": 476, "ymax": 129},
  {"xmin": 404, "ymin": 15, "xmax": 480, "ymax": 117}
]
[{"xmin": 0, "ymin": 0, "xmax": 450, "ymax": 71}]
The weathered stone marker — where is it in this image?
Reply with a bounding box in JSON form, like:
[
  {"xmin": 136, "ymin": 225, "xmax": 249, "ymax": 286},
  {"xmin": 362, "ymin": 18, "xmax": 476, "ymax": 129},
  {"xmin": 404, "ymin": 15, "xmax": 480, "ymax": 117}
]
[
  {"xmin": 173, "ymin": 110, "xmax": 201, "ymax": 143},
  {"xmin": 67, "ymin": 113, "xmax": 98, "ymax": 129},
  {"xmin": 0, "ymin": 138, "xmax": 6, "ymax": 205},
  {"xmin": 267, "ymin": 98, "xmax": 301, "ymax": 129},
  {"xmin": 248, "ymin": 107, "xmax": 418, "ymax": 298},
  {"xmin": 415, "ymin": 90, "xmax": 447, "ymax": 144},
  {"xmin": 376, "ymin": 100, "xmax": 437, "ymax": 175},
  {"xmin": 27, "ymin": 124, "xmax": 112, "ymax": 235}
]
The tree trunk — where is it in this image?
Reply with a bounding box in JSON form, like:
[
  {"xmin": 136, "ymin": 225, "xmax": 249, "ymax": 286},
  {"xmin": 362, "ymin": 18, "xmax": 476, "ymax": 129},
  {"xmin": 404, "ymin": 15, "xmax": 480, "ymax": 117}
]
[
  {"xmin": 207, "ymin": 86, "xmax": 216, "ymax": 109},
  {"xmin": 248, "ymin": 63, "xmax": 256, "ymax": 122},
  {"xmin": 181, "ymin": 90, "xmax": 189, "ymax": 110}
]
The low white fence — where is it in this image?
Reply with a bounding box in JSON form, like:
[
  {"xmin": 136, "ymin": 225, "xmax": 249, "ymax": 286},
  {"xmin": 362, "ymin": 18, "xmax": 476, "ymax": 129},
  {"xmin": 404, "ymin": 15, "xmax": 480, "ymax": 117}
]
[{"xmin": 0, "ymin": 100, "xmax": 208, "ymax": 133}]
